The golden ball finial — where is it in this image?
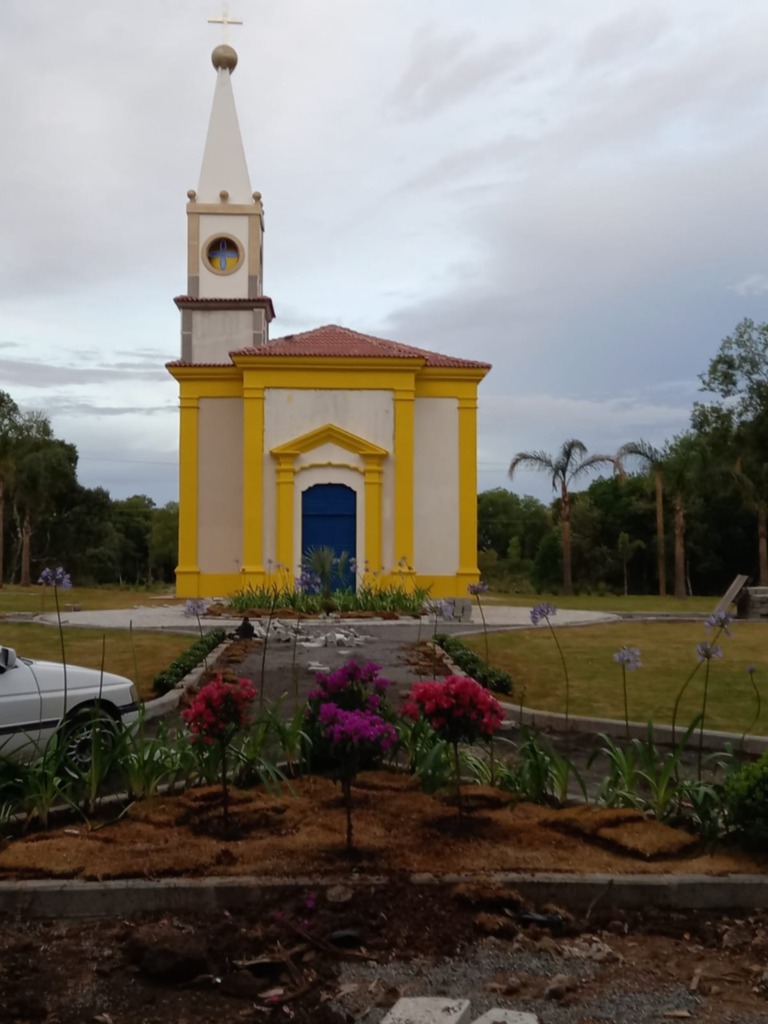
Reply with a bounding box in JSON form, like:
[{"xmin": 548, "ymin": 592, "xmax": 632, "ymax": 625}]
[{"xmin": 212, "ymin": 44, "xmax": 238, "ymax": 72}]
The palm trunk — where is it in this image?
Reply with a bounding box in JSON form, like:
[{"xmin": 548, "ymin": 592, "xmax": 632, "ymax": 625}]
[
  {"xmin": 673, "ymin": 491, "xmax": 686, "ymax": 600},
  {"xmin": 561, "ymin": 490, "xmax": 573, "ymax": 595},
  {"xmin": 758, "ymin": 500, "xmax": 768, "ymax": 587},
  {"xmin": 654, "ymin": 470, "xmax": 666, "ymax": 597},
  {"xmin": 20, "ymin": 511, "xmax": 32, "ymax": 587}
]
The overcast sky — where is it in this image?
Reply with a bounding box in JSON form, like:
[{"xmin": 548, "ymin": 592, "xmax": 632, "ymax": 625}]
[{"xmin": 2, "ymin": 0, "xmax": 768, "ymax": 506}]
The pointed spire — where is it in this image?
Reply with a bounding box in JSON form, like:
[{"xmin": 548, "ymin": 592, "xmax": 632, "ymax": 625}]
[{"xmin": 197, "ymin": 49, "xmax": 252, "ymax": 204}]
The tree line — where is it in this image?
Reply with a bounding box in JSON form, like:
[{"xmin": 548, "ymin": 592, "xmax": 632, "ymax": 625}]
[
  {"xmin": 0, "ymin": 391, "xmax": 178, "ymax": 587},
  {"xmin": 480, "ymin": 318, "xmax": 768, "ymax": 598}
]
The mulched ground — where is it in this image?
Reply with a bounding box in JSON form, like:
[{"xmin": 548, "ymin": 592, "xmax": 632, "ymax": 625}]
[
  {"xmin": 0, "ymin": 772, "xmax": 763, "ymax": 880},
  {"xmin": 5, "ymin": 882, "xmax": 768, "ymax": 1023}
]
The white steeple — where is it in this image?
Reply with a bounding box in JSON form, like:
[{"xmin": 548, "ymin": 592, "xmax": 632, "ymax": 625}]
[
  {"xmin": 197, "ymin": 46, "xmax": 252, "ymax": 204},
  {"xmin": 176, "ymin": 38, "xmax": 274, "ymax": 361}
]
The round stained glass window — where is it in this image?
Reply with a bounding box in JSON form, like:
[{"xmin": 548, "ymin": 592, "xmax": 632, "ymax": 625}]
[{"xmin": 205, "ymin": 235, "xmax": 241, "ymax": 273}]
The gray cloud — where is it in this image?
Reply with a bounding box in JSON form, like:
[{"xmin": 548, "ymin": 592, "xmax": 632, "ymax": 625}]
[{"xmin": 0, "ymin": 358, "xmax": 167, "ymax": 387}]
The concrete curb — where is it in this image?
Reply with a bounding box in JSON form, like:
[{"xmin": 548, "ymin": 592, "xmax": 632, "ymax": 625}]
[{"xmin": 3, "ymin": 871, "xmax": 768, "ymax": 919}]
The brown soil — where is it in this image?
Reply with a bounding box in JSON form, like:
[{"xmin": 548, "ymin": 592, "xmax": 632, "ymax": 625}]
[
  {"xmin": 0, "ymin": 772, "xmax": 763, "ymax": 881},
  {"xmin": 3, "ymin": 774, "xmax": 768, "ymax": 1023}
]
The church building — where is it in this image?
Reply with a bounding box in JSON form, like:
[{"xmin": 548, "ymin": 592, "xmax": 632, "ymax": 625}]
[{"xmin": 167, "ymin": 42, "xmax": 491, "ymax": 599}]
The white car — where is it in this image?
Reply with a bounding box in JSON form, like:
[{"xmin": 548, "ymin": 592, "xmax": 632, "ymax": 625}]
[{"xmin": 0, "ymin": 645, "xmax": 140, "ymax": 767}]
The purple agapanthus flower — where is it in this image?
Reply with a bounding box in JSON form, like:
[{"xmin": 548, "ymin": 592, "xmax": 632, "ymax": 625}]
[
  {"xmin": 184, "ymin": 598, "xmax": 208, "ymax": 618},
  {"xmin": 705, "ymin": 610, "xmax": 732, "ymax": 637},
  {"xmin": 697, "ymin": 642, "xmax": 724, "ymax": 662},
  {"xmin": 38, "ymin": 566, "xmax": 72, "ymax": 590},
  {"xmin": 613, "ymin": 646, "xmax": 642, "ymax": 671},
  {"xmin": 530, "ymin": 602, "xmax": 556, "ymax": 626},
  {"xmin": 468, "ymin": 581, "xmax": 490, "ymax": 596},
  {"xmin": 747, "ymin": 664, "xmax": 757, "ymax": 675}
]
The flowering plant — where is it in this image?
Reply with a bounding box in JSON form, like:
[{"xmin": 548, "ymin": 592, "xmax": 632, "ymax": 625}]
[
  {"xmin": 182, "ymin": 674, "xmax": 257, "ymax": 824},
  {"xmin": 403, "ymin": 676, "xmax": 504, "ymax": 816},
  {"xmin": 404, "ymin": 676, "xmax": 504, "ymax": 745},
  {"xmin": 305, "ymin": 659, "xmax": 393, "ymax": 771},
  {"xmin": 317, "ymin": 702, "xmax": 397, "ymax": 852},
  {"xmin": 613, "ymin": 646, "xmax": 642, "ymax": 741}
]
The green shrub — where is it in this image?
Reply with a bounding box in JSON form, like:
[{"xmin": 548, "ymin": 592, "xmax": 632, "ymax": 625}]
[
  {"xmin": 433, "ymin": 633, "xmax": 513, "ymax": 696},
  {"xmin": 724, "ymin": 751, "xmax": 768, "ymax": 846},
  {"xmin": 152, "ymin": 629, "xmax": 226, "ymax": 695}
]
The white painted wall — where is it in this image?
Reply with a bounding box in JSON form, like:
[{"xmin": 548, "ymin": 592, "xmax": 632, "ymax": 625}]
[
  {"xmin": 262, "ymin": 389, "xmax": 394, "ymax": 574},
  {"xmin": 413, "ymin": 398, "xmax": 459, "ymax": 574},
  {"xmin": 264, "ymin": 389, "xmax": 393, "ymax": 449},
  {"xmin": 198, "ymin": 213, "xmax": 249, "ymax": 298},
  {"xmin": 198, "ymin": 398, "xmax": 243, "ymax": 574},
  {"xmin": 191, "ymin": 309, "xmax": 253, "ymax": 362}
]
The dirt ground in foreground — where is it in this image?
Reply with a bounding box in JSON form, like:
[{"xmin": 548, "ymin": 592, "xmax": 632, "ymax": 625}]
[
  {"xmin": 5, "ymin": 881, "xmax": 768, "ymax": 1023},
  {"xmin": 0, "ymin": 772, "xmax": 765, "ymax": 880}
]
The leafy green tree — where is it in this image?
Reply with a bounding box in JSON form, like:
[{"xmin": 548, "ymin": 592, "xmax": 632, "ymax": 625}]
[
  {"xmin": 509, "ymin": 440, "xmax": 617, "ymax": 595},
  {"xmin": 477, "ymin": 488, "xmax": 549, "ymax": 561},
  {"xmin": 12, "ymin": 414, "xmax": 78, "ymax": 586},
  {"xmin": 113, "ymin": 495, "xmax": 156, "ymax": 584},
  {"xmin": 699, "ymin": 318, "xmax": 768, "ymax": 420},
  {"xmin": 617, "ymin": 532, "xmax": 645, "ymax": 597},
  {"xmin": 0, "ymin": 391, "xmax": 23, "ymax": 587},
  {"xmin": 150, "ymin": 502, "xmax": 179, "ymax": 582}
]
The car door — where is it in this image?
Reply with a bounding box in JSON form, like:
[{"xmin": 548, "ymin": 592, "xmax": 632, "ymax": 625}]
[{"xmin": 0, "ymin": 649, "xmax": 42, "ymax": 759}]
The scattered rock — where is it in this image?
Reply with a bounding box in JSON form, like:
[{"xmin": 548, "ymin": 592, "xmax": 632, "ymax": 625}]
[
  {"xmin": 125, "ymin": 923, "xmax": 211, "ymax": 983},
  {"xmin": 326, "ymin": 884, "xmax": 355, "ymax": 904},
  {"xmin": 543, "ymin": 973, "xmax": 578, "ymax": 1001}
]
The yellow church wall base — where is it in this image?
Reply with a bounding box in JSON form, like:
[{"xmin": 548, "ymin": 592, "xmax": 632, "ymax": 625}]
[{"xmin": 174, "ymin": 571, "xmax": 479, "ymax": 602}]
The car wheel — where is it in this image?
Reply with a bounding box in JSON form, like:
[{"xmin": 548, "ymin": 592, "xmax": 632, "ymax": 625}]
[{"xmin": 60, "ymin": 708, "xmax": 119, "ymax": 774}]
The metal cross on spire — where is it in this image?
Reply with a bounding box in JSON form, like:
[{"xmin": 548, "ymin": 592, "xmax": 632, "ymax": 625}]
[{"xmin": 207, "ymin": 5, "xmax": 243, "ymax": 42}]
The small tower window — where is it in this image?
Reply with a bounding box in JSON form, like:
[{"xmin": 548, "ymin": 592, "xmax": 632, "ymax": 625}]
[{"xmin": 205, "ymin": 235, "xmax": 241, "ymax": 274}]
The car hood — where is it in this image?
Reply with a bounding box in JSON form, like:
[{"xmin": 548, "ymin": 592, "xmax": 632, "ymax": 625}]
[{"xmin": 26, "ymin": 659, "xmax": 134, "ymax": 694}]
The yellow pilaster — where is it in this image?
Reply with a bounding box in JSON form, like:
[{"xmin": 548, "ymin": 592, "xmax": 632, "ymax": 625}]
[
  {"xmin": 457, "ymin": 393, "xmax": 480, "ymax": 586},
  {"xmin": 274, "ymin": 455, "xmax": 294, "ymax": 571},
  {"xmin": 393, "ymin": 387, "xmax": 415, "ymax": 570},
  {"xmin": 241, "ymin": 382, "xmax": 265, "ymax": 581},
  {"xmin": 176, "ymin": 394, "xmax": 200, "ymax": 595},
  {"xmin": 363, "ymin": 455, "xmax": 383, "ymax": 572}
]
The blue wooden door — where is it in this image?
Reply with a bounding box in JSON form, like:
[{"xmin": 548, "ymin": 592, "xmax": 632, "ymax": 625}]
[{"xmin": 301, "ymin": 484, "xmax": 356, "ymax": 589}]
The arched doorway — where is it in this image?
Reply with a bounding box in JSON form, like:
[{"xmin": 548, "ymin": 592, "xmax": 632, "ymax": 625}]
[{"xmin": 301, "ymin": 483, "xmax": 356, "ymax": 589}]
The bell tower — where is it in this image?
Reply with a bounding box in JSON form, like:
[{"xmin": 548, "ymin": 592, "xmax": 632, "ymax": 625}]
[{"xmin": 176, "ymin": 36, "xmax": 274, "ymax": 363}]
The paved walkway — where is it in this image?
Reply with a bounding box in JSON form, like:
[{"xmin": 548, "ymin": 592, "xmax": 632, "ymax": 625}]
[{"xmin": 34, "ymin": 603, "xmax": 619, "ymax": 632}]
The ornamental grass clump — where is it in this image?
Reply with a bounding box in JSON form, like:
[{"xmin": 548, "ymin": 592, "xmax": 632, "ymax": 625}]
[
  {"xmin": 182, "ymin": 674, "xmax": 256, "ymax": 827},
  {"xmin": 319, "ymin": 704, "xmax": 397, "ymax": 852},
  {"xmin": 403, "ymin": 676, "xmax": 505, "ymax": 818}
]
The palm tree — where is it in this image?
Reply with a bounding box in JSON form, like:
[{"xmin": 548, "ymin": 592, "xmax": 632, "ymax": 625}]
[
  {"xmin": 509, "ymin": 439, "xmax": 617, "ymax": 595},
  {"xmin": 617, "ymin": 440, "xmax": 667, "ymax": 597}
]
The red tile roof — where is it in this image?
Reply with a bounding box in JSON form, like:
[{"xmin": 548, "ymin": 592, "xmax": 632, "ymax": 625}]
[{"xmin": 232, "ymin": 324, "xmax": 491, "ymax": 369}]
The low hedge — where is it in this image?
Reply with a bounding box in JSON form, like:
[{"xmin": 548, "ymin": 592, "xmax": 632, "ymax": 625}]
[
  {"xmin": 433, "ymin": 633, "xmax": 513, "ymax": 696},
  {"xmin": 152, "ymin": 629, "xmax": 227, "ymax": 695}
]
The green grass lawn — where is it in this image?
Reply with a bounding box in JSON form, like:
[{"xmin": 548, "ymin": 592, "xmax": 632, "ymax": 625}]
[
  {"xmin": 0, "ymin": 585, "xmax": 184, "ymax": 615},
  {"xmin": 0, "ymin": 624, "xmax": 195, "ymax": 703},
  {"xmin": 463, "ymin": 619, "xmax": 768, "ymax": 736},
  {"xmin": 484, "ymin": 591, "xmax": 720, "ymax": 615}
]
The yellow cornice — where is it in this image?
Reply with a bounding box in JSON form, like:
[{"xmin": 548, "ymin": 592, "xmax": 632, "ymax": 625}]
[
  {"xmin": 167, "ymin": 364, "xmax": 240, "ymax": 382},
  {"xmin": 271, "ymin": 422, "xmax": 388, "ymax": 459}
]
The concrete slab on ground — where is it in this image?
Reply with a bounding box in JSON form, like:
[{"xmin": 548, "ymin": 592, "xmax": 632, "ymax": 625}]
[{"xmin": 382, "ymin": 997, "xmax": 471, "ymax": 1024}]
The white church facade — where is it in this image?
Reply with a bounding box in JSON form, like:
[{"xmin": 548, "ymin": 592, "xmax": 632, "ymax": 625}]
[{"xmin": 167, "ymin": 42, "xmax": 491, "ymax": 599}]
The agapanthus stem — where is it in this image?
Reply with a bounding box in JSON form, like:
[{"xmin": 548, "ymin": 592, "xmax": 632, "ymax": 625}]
[
  {"xmin": 546, "ymin": 616, "xmax": 569, "ymax": 736},
  {"xmin": 622, "ymin": 665, "xmax": 629, "ymax": 743},
  {"xmin": 54, "ymin": 585, "xmax": 68, "ymax": 716},
  {"xmin": 475, "ymin": 595, "xmax": 489, "ymax": 665},
  {"xmin": 698, "ymin": 662, "xmax": 710, "ymax": 782}
]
